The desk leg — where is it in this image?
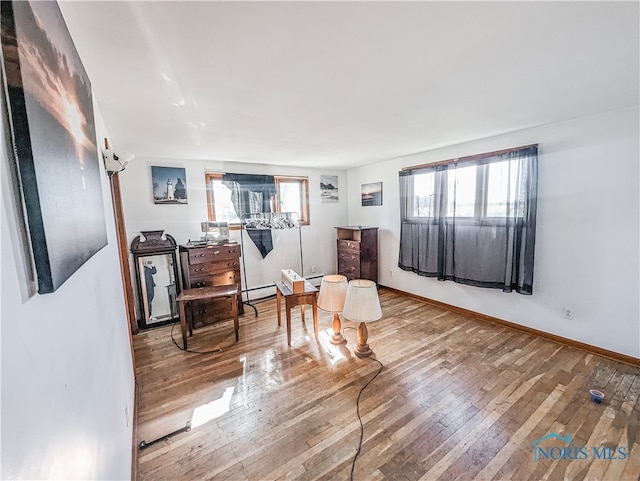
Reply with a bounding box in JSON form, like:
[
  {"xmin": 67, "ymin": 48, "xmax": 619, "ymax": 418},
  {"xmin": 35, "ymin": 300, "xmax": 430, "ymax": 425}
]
[
  {"xmin": 286, "ymin": 304, "xmax": 292, "ymax": 347},
  {"xmin": 178, "ymin": 301, "xmax": 188, "ymax": 350},
  {"xmin": 231, "ymin": 295, "xmax": 239, "ymax": 342},
  {"xmin": 276, "ymin": 289, "xmax": 282, "ymax": 327},
  {"xmin": 312, "ymin": 299, "xmax": 319, "ymax": 344}
]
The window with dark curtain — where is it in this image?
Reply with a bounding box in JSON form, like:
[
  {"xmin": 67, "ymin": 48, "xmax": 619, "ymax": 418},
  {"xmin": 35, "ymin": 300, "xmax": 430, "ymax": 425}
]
[
  {"xmin": 222, "ymin": 173, "xmax": 276, "ymax": 258},
  {"xmin": 398, "ymin": 145, "xmax": 538, "ymax": 294}
]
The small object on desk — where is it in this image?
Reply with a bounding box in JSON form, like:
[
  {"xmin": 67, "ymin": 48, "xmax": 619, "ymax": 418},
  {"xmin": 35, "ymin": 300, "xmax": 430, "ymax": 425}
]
[
  {"xmin": 275, "ymin": 280, "xmax": 318, "ymax": 346},
  {"xmin": 201, "ymin": 221, "xmax": 230, "ymax": 244},
  {"xmin": 281, "ymin": 269, "xmax": 305, "ymax": 293}
]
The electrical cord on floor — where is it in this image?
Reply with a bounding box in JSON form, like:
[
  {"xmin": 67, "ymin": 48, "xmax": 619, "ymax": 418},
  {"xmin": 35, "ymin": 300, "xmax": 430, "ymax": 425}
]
[
  {"xmin": 342, "ymin": 326, "xmax": 384, "ymax": 481},
  {"xmin": 350, "ymin": 356, "xmax": 383, "ymax": 481},
  {"xmin": 170, "ymin": 322, "xmax": 225, "ymax": 355}
]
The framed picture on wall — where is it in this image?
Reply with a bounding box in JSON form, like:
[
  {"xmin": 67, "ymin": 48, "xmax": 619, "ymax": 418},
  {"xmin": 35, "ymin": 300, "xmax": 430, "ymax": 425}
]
[
  {"xmin": 320, "ymin": 175, "xmax": 339, "ymax": 203},
  {"xmin": 151, "ymin": 166, "xmax": 188, "ymax": 204},
  {"xmin": 361, "ymin": 182, "xmax": 383, "ymax": 206},
  {"xmin": 1, "ymin": 1, "xmax": 107, "ymax": 294}
]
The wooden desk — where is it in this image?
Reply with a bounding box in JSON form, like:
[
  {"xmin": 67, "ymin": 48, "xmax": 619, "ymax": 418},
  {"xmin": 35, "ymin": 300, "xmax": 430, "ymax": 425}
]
[
  {"xmin": 275, "ymin": 280, "xmax": 318, "ymax": 346},
  {"xmin": 176, "ymin": 285, "xmax": 239, "ymax": 349}
]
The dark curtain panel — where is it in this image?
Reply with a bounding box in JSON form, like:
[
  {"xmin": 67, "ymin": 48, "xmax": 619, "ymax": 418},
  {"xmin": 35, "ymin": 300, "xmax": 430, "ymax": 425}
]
[
  {"xmin": 398, "ymin": 145, "xmax": 538, "ymax": 294},
  {"xmin": 222, "ymin": 173, "xmax": 276, "ymax": 258}
]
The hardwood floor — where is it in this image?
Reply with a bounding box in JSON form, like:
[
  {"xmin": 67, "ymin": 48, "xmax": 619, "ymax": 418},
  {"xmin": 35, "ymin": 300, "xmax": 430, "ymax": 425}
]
[{"xmin": 133, "ymin": 288, "xmax": 640, "ymax": 480}]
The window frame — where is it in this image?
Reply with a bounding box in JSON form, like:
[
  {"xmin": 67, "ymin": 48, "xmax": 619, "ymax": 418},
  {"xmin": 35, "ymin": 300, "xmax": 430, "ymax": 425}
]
[{"xmin": 205, "ymin": 173, "xmax": 310, "ymax": 228}]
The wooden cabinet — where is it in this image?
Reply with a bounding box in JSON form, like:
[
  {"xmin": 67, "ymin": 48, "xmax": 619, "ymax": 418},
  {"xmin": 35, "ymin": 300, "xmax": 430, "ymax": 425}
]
[
  {"xmin": 179, "ymin": 243, "xmax": 243, "ymax": 326},
  {"xmin": 336, "ymin": 226, "xmax": 378, "ymax": 283}
]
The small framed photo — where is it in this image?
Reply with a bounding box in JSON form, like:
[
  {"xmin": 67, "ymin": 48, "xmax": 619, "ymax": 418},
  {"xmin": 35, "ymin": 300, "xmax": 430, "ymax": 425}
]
[
  {"xmin": 361, "ymin": 182, "xmax": 382, "ymax": 206},
  {"xmin": 321, "ymin": 175, "xmax": 339, "ymax": 203},
  {"xmin": 152, "ymin": 166, "xmax": 188, "ymax": 204}
]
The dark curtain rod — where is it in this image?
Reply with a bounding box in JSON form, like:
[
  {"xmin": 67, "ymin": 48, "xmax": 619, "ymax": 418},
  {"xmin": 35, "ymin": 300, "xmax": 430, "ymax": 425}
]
[{"xmin": 401, "ymin": 143, "xmax": 538, "ymax": 172}]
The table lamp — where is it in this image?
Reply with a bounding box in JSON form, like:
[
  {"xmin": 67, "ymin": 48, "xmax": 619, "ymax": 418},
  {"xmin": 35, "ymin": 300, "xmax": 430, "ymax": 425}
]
[
  {"xmin": 317, "ymin": 274, "xmax": 348, "ymax": 345},
  {"xmin": 341, "ymin": 279, "xmax": 382, "ymax": 358}
]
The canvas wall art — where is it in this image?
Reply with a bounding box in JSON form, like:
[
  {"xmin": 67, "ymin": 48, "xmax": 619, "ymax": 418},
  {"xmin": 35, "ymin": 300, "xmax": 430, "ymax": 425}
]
[
  {"xmin": 152, "ymin": 166, "xmax": 188, "ymax": 204},
  {"xmin": 1, "ymin": 1, "xmax": 107, "ymax": 294},
  {"xmin": 361, "ymin": 182, "xmax": 383, "ymax": 206},
  {"xmin": 320, "ymin": 175, "xmax": 339, "ymax": 203}
]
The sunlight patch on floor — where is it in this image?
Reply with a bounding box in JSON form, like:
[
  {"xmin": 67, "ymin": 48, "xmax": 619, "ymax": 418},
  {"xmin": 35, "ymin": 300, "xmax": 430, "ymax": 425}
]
[{"xmin": 190, "ymin": 386, "xmax": 235, "ymax": 428}]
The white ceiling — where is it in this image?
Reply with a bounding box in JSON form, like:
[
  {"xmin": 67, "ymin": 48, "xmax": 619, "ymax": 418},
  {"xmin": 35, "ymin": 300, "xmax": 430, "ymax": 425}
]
[{"xmin": 59, "ymin": 1, "xmax": 639, "ymax": 169}]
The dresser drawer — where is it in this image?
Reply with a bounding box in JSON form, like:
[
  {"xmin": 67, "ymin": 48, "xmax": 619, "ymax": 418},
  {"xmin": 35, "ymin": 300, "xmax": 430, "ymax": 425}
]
[
  {"xmin": 188, "ymin": 245, "xmax": 241, "ymax": 264},
  {"xmin": 338, "ymin": 257, "xmax": 360, "ymax": 280},
  {"xmin": 188, "ymin": 298, "xmax": 236, "ymax": 328},
  {"xmin": 189, "ymin": 270, "xmax": 241, "ymax": 288},
  {"xmin": 190, "ymin": 270, "xmax": 241, "ymax": 287},
  {"xmin": 337, "ymin": 239, "xmax": 360, "ymax": 254},
  {"xmin": 189, "ymin": 258, "xmax": 240, "ymax": 277},
  {"xmin": 338, "ymin": 250, "xmax": 359, "ymax": 264}
]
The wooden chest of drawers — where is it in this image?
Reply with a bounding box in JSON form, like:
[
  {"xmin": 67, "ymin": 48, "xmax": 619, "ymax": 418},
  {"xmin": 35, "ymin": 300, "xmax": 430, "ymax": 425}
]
[
  {"xmin": 336, "ymin": 226, "xmax": 378, "ymax": 283},
  {"xmin": 179, "ymin": 243, "xmax": 243, "ymax": 325}
]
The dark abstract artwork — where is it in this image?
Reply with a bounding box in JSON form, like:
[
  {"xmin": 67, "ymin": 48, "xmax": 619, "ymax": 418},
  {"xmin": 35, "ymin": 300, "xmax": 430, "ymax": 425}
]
[{"xmin": 1, "ymin": 1, "xmax": 107, "ymax": 293}]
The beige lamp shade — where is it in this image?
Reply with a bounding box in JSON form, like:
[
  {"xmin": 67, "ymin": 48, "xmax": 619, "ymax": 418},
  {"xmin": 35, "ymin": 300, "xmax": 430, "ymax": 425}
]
[
  {"xmin": 317, "ymin": 274, "xmax": 348, "ymax": 313},
  {"xmin": 342, "ymin": 279, "xmax": 382, "ymax": 322}
]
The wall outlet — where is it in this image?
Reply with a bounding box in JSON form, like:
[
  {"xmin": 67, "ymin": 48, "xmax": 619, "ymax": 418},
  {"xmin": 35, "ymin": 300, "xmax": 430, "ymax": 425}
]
[
  {"xmin": 311, "ymin": 265, "xmax": 317, "ymax": 274},
  {"xmin": 562, "ymin": 307, "xmax": 575, "ymax": 320},
  {"xmin": 389, "ymin": 269, "xmax": 394, "ymax": 277},
  {"xmin": 124, "ymin": 404, "xmax": 130, "ymax": 427}
]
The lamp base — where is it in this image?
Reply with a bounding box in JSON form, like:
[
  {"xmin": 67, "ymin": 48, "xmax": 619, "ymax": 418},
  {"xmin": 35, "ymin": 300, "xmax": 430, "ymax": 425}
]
[
  {"xmin": 331, "ymin": 333, "xmax": 347, "ymax": 345},
  {"xmin": 330, "ymin": 313, "xmax": 347, "ymax": 345},
  {"xmin": 354, "ymin": 344, "xmax": 373, "ymax": 358},
  {"xmin": 355, "ymin": 322, "xmax": 373, "ymax": 357}
]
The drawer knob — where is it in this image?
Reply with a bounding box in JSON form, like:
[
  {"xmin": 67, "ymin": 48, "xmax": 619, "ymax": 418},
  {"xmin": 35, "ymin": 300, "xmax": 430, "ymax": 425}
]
[
  {"xmin": 213, "ymin": 250, "xmax": 220, "ymax": 255},
  {"xmin": 195, "ymin": 268, "xmax": 204, "ymax": 272}
]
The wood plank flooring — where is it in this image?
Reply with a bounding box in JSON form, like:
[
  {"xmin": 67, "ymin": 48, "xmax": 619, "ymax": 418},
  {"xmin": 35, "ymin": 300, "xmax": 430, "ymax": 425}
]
[{"xmin": 133, "ymin": 288, "xmax": 640, "ymax": 481}]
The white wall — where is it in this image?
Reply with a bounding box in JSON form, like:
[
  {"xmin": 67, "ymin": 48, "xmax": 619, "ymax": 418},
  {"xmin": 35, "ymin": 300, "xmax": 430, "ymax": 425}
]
[
  {"xmin": 119, "ymin": 157, "xmax": 347, "ymax": 310},
  {"xmin": 347, "ymin": 107, "xmax": 640, "ymax": 358},
  {"xmin": 1, "ymin": 104, "xmax": 135, "ymax": 479}
]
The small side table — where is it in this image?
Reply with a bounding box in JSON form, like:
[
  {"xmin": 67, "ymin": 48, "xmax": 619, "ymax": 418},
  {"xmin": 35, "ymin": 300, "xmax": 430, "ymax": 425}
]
[
  {"xmin": 275, "ymin": 280, "xmax": 318, "ymax": 346},
  {"xmin": 176, "ymin": 284, "xmax": 240, "ymax": 349}
]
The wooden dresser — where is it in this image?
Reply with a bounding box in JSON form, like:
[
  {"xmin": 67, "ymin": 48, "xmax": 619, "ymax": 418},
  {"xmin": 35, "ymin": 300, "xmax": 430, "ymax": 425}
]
[
  {"xmin": 336, "ymin": 226, "xmax": 378, "ymax": 283},
  {"xmin": 179, "ymin": 243, "xmax": 244, "ymax": 326}
]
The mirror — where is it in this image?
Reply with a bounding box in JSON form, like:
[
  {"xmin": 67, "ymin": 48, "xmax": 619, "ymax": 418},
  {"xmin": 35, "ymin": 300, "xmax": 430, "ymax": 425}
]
[{"xmin": 130, "ymin": 230, "xmax": 180, "ymax": 329}]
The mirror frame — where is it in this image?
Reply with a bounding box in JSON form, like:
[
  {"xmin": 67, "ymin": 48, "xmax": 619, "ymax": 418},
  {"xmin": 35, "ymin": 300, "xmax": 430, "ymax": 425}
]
[{"xmin": 130, "ymin": 230, "xmax": 180, "ymax": 329}]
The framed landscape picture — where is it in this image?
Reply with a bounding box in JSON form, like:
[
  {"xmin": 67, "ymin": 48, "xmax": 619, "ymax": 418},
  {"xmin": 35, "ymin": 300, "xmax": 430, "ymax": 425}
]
[
  {"xmin": 1, "ymin": 1, "xmax": 107, "ymax": 294},
  {"xmin": 361, "ymin": 182, "xmax": 383, "ymax": 206},
  {"xmin": 320, "ymin": 175, "xmax": 339, "ymax": 203},
  {"xmin": 152, "ymin": 166, "xmax": 188, "ymax": 204}
]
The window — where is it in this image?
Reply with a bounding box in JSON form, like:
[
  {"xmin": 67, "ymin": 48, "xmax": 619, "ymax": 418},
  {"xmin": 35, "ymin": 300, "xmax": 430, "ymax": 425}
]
[
  {"xmin": 274, "ymin": 176, "xmax": 309, "ymax": 225},
  {"xmin": 399, "ymin": 144, "xmax": 538, "ymax": 294},
  {"xmin": 410, "ymin": 158, "xmax": 526, "ymax": 220},
  {"xmin": 206, "ymin": 173, "xmax": 310, "ymax": 227}
]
